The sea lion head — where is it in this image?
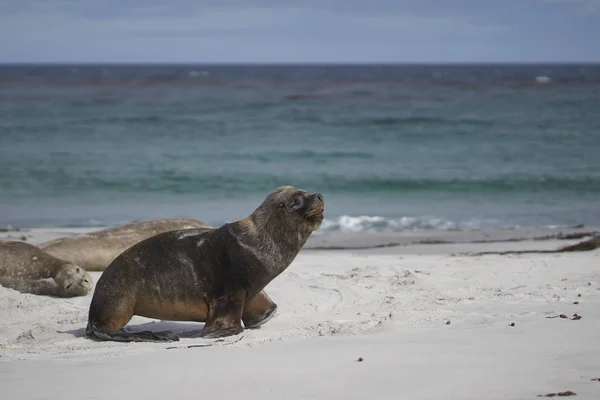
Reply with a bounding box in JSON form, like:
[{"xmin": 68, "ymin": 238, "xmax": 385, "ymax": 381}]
[
  {"xmin": 255, "ymin": 186, "xmax": 325, "ymax": 233},
  {"xmin": 54, "ymin": 264, "xmax": 94, "ymax": 296}
]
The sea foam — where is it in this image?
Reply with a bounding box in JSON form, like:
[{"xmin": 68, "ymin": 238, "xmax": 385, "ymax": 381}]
[{"xmin": 316, "ymin": 215, "xmax": 493, "ymax": 233}]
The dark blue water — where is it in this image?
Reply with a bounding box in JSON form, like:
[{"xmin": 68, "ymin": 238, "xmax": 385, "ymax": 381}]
[{"xmin": 1, "ymin": 64, "xmax": 599, "ymax": 232}]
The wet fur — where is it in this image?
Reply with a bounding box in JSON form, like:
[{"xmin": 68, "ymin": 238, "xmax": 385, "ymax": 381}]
[{"xmin": 86, "ymin": 186, "xmax": 324, "ymax": 342}]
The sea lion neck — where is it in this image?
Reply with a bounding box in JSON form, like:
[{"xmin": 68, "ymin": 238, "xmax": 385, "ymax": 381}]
[
  {"xmin": 247, "ymin": 205, "xmax": 311, "ymax": 249},
  {"xmin": 228, "ymin": 207, "xmax": 310, "ymax": 281}
]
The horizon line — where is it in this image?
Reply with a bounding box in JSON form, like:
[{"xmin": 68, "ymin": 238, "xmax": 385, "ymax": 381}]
[{"xmin": 1, "ymin": 61, "xmax": 600, "ymax": 67}]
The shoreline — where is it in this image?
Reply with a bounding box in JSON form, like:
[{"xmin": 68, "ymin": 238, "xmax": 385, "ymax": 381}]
[{"xmin": 2, "ymin": 224, "xmax": 598, "ymax": 254}]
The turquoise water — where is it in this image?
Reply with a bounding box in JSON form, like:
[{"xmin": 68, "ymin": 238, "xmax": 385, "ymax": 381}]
[{"xmin": 1, "ymin": 64, "xmax": 599, "ymax": 231}]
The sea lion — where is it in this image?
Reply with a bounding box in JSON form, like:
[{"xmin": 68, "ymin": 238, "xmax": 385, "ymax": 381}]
[
  {"xmin": 0, "ymin": 241, "xmax": 93, "ymax": 297},
  {"xmin": 86, "ymin": 186, "xmax": 324, "ymax": 342},
  {"xmin": 40, "ymin": 219, "xmax": 213, "ymax": 271},
  {"xmin": 41, "ymin": 218, "xmax": 277, "ymax": 330}
]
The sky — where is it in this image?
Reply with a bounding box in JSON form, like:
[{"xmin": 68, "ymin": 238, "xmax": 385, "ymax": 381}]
[{"xmin": 0, "ymin": 0, "xmax": 598, "ymax": 63}]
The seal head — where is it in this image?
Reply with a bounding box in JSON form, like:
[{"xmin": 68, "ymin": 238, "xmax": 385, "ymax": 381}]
[{"xmin": 53, "ymin": 264, "xmax": 93, "ymax": 296}]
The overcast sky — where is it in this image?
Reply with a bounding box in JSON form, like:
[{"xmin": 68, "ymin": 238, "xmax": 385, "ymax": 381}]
[{"xmin": 0, "ymin": 0, "xmax": 598, "ymax": 63}]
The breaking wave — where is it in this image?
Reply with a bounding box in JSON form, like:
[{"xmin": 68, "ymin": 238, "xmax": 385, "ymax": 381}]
[{"xmin": 316, "ymin": 215, "xmax": 497, "ymax": 234}]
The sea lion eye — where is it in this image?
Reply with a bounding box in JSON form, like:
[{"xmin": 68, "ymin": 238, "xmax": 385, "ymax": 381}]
[
  {"xmin": 76, "ymin": 267, "xmax": 80, "ymax": 273},
  {"xmin": 66, "ymin": 284, "xmax": 72, "ymax": 289},
  {"xmin": 289, "ymin": 197, "xmax": 303, "ymax": 211}
]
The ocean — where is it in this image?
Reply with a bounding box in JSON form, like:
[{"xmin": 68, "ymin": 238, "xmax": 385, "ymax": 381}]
[{"xmin": 1, "ymin": 64, "xmax": 599, "ymax": 233}]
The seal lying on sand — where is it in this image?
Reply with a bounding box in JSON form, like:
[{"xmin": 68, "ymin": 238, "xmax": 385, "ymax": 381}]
[
  {"xmin": 40, "ymin": 219, "xmax": 212, "ymax": 271},
  {"xmin": 0, "ymin": 241, "xmax": 93, "ymax": 297},
  {"xmin": 86, "ymin": 186, "xmax": 324, "ymax": 342}
]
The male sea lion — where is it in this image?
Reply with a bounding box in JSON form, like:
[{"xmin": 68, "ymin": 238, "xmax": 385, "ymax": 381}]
[
  {"xmin": 0, "ymin": 241, "xmax": 93, "ymax": 297},
  {"xmin": 86, "ymin": 186, "xmax": 324, "ymax": 342},
  {"xmin": 41, "ymin": 218, "xmax": 277, "ymax": 330},
  {"xmin": 40, "ymin": 219, "xmax": 213, "ymax": 271}
]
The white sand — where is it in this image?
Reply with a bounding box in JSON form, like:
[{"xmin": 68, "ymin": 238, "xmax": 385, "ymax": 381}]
[{"xmin": 1, "ymin": 229, "xmax": 600, "ymax": 399}]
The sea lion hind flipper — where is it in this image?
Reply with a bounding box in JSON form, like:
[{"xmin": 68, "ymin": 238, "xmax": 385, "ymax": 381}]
[
  {"xmin": 243, "ymin": 303, "xmax": 277, "ymax": 329},
  {"xmin": 242, "ymin": 290, "xmax": 278, "ymax": 329},
  {"xmin": 85, "ymin": 323, "xmax": 179, "ymax": 342},
  {"xmin": 202, "ymin": 290, "xmax": 246, "ymax": 338}
]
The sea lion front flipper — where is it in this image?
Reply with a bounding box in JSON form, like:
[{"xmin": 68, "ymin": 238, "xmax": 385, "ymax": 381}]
[
  {"xmin": 0, "ymin": 277, "xmax": 61, "ymax": 297},
  {"xmin": 242, "ymin": 290, "xmax": 278, "ymax": 329},
  {"xmin": 203, "ymin": 290, "xmax": 246, "ymax": 338}
]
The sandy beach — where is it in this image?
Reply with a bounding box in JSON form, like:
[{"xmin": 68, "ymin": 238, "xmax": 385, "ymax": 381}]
[{"xmin": 1, "ymin": 227, "xmax": 599, "ymax": 399}]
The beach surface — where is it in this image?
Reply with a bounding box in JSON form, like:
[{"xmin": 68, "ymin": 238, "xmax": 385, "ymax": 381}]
[{"xmin": 1, "ymin": 227, "xmax": 599, "ymax": 399}]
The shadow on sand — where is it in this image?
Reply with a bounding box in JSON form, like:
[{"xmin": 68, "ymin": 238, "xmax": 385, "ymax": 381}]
[{"xmin": 59, "ymin": 320, "xmax": 206, "ymax": 339}]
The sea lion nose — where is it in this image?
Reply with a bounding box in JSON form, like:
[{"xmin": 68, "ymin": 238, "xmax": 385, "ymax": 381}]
[{"xmin": 314, "ymin": 193, "xmax": 324, "ymax": 202}]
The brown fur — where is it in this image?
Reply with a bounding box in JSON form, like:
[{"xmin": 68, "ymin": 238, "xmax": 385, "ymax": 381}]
[
  {"xmin": 40, "ymin": 218, "xmax": 276, "ymax": 323},
  {"xmin": 0, "ymin": 241, "xmax": 93, "ymax": 297},
  {"xmin": 86, "ymin": 186, "xmax": 324, "ymax": 342}
]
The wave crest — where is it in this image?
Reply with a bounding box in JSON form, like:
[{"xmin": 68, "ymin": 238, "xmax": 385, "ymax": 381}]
[{"xmin": 317, "ymin": 215, "xmax": 490, "ymax": 233}]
